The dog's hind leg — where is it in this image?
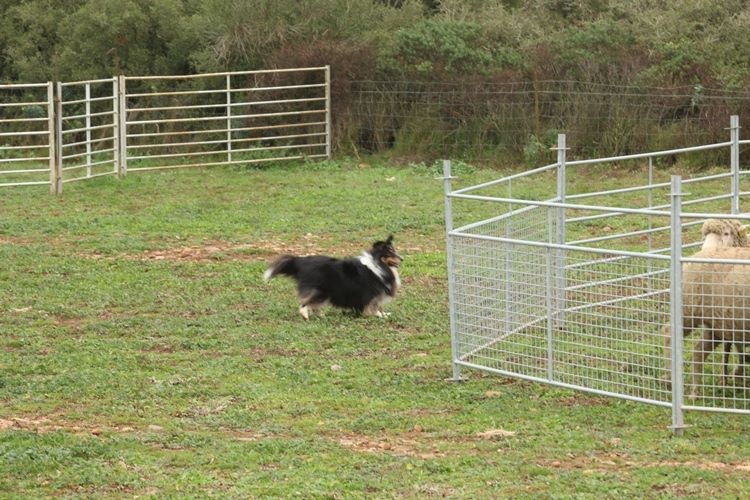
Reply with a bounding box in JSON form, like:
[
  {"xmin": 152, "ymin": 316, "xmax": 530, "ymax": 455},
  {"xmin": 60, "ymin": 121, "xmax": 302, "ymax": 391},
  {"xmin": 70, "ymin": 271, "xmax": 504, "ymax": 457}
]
[{"xmin": 298, "ymin": 289, "xmax": 327, "ymax": 320}]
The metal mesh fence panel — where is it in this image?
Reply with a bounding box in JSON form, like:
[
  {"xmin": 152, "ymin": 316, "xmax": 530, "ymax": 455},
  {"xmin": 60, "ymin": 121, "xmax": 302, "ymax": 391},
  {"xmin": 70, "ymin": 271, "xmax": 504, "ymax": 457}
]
[
  {"xmin": 680, "ymin": 255, "xmax": 750, "ymax": 411},
  {"xmin": 450, "ymin": 218, "xmax": 672, "ymax": 405}
]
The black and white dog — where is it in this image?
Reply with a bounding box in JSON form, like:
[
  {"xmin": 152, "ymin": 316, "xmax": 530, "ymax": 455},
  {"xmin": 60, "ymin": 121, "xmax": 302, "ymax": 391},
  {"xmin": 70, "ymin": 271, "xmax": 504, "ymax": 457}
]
[{"xmin": 263, "ymin": 235, "xmax": 402, "ymax": 319}]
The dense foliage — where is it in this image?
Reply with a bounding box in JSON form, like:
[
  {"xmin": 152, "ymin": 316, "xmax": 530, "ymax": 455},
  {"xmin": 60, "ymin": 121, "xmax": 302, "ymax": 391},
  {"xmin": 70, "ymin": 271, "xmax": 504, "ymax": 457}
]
[{"xmin": 3, "ymin": 0, "xmax": 750, "ymax": 162}]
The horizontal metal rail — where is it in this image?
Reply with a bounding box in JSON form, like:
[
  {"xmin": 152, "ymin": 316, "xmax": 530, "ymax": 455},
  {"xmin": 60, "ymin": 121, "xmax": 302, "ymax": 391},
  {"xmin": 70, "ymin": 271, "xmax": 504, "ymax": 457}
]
[
  {"xmin": 62, "ymin": 148, "xmax": 115, "ymax": 161},
  {"xmin": 62, "ymin": 159, "xmax": 115, "ymax": 171},
  {"xmin": 126, "ymin": 132, "xmax": 325, "ymax": 150},
  {"xmin": 565, "ymin": 141, "xmax": 731, "ymax": 166},
  {"xmin": 0, "ymin": 167, "xmax": 49, "ymax": 174},
  {"xmin": 62, "ymin": 136, "xmax": 115, "ymax": 149},
  {"xmin": 0, "ymin": 144, "xmax": 48, "ymax": 151},
  {"xmin": 126, "ymin": 153, "xmax": 327, "ymax": 172},
  {"xmin": 565, "ymin": 171, "xmax": 733, "ymax": 201},
  {"xmin": 61, "ymin": 110, "xmax": 115, "ymax": 121},
  {"xmin": 62, "ymin": 170, "xmax": 116, "ymax": 183},
  {"xmin": 0, "ymin": 156, "xmax": 48, "ymax": 164},
  {"xmin": 128, "ymin": 97, "xmax": 326, "ymax": 114},
  {"xmin": 449, "ymin": 230, "xmax": 672, "ymax": 260},
  {"xmin": 61, "ymin": 123, "xmax": 116, "ymax": 135},
  {"xmin": 0, "ymin": 82, "xmax": 49, "ymax": 89},
  {"xmin": 0, "ymin": 130, "xmax": 48, "ymax": 137},
  {"xmin": 124, "ymin": 66, "xmax": 327, "ymax": 81},
  {"xmin": 0, "ymin": 101, "xmax": 47, "ymax": 108},
  {"xmin": 61, "ymin": 96, "xmax": 115, "ymax": 106},
  {"xmin": 128, "ymin": 142, "xmax": 325, "ymax": 161},
  {"xmin": 126, "ymin": 83, "xmax": 325, "ymax": 99},
  {"xmin": 60, "ymin": 77, "xmax": 116, "ymax": 87},
  {"xmin": 454, "ymin": 360, "xmax": 671, "ymax": 408},
  {"xmin": 0, "ymin": 179, "xmax": 49, "ymax": 187},
  {"xmin": 126, "ymin": 108, "xmax": 324, "ymax": 126},
  {"xmin": 0, "ymin": 117, "xmax": 48, "ymax": 124},
  {"xmin": 126, "ymin": 121, "xmax": 325, "ymax": 139},
  {"xmin": 452, "ymin": 162, "xmax": 559, "ymax": 195}
]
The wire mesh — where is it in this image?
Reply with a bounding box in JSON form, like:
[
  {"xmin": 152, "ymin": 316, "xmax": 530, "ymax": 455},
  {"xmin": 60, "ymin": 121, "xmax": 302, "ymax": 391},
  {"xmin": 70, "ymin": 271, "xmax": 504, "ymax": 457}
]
[
  {"xmin": 447, "ymin": 143, "xmax": 750, "ymax": 416},
  {"xmin": 451, "ymin": 212, "xmax": 672, "ymax": 405},
  {"xmin": 680, "ymin": 254, "xmax": 750, "ymax": 411}
]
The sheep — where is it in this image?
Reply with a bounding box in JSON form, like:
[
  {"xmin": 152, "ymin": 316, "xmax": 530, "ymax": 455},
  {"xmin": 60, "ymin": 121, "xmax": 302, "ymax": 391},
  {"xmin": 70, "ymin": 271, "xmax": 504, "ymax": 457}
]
[
  {"xmin": 663, "ymin": 219, "xmax": 750, "ymax": 400},
  {"xmin": 697, "ymin": 219, "xmax": 749, "ymax": 385}
]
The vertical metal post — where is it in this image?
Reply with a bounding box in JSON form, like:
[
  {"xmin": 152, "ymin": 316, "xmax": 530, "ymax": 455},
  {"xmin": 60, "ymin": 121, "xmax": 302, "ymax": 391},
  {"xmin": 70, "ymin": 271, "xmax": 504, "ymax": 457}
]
[
  {"xmin": 53, "ymin": 82, "xmax": 63, "ymax": 195},
  {"xmin": 226, "ymin": 74, "xmax": 232, "ymax": 164},
  {"xmin": 47, "ymin": 82, "xmax": 57, "ymax": 195},
  {"xmin": 85, "ymin": 83, "xmax": 92, "ymax": 177},
  {"xmin": 546, "ymin": 206, "xmax": 555, "ymax": 381},
  {"xmin": 670, "ymin": 175, "xmax": 685, "ymax": 435},
  {"xmin": 730, "ymin": 115, "xmax": 740, "ymax": 214},
  {"xmin": 503, "ymin": 179, "xmax": 513, "ymax": 335},
  {"xmin": 112, "ymin": 77, "xmax": 119, "ymax": 176},
  {"xmin": 117, "ymin": 75, "xmax": 127, "ymax": 176},
  {"xmin": 555, "ymin": 134, "xmax": 567, "ymax": 325},
  {"xmin": 325, "ymin": 65, "xmax": 332, "ymax": 160},
  {"xmin": 647, "ymin": 156, "xmax": 654, "ymax": 290},
  {"xmin": 443, "ymin": 160, "xmax": 462, "ymax": 381}
]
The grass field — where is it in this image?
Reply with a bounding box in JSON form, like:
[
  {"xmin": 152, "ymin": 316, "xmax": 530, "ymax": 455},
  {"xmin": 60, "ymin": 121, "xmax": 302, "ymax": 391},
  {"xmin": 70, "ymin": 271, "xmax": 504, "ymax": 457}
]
[{"xmin": 2, "ymin": 159, "xmax": 750, "ymax": 498}]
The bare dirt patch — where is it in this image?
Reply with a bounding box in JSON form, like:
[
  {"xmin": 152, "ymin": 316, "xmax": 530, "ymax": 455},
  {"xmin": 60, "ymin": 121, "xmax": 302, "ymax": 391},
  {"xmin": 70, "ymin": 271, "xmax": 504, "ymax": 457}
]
[
  {"xmin": 0, "ymin": 236, "xmax": 33, "ymax": 245},
  {"xmin": 539, "ymin": 452, "xmax": 750, "ymax": 474},
  {"xmin": 0, "ymin": 416, "xmax": 136, "ymax": 435},
  {"xmin": 337, "ymin": 432, "xmax": 447, "ymax": 459},
  {"xmin": 131, "ymin": 237, "xmax": 356, "ymax": 263},
  {"xmin": 53, "ymin": 316, "xmax": 86, "ymax": 330},
  {"xmin": 556, "ymin": 393, "xmax": 611, "ymax": 407}
]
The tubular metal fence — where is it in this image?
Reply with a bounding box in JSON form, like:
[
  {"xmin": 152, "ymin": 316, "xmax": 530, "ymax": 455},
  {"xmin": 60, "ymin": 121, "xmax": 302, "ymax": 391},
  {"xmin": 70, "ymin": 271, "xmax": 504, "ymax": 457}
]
[
  {"xmin": 0, "ymin": 82, "xmax": 55, "ymax": 190},
  {"xmin": 444, "ymin": 115, "xmax": 750, "ymax": 433},
  {"xmin": 0, "ymin": 66, "xmax": 330, "ymax": 194}
]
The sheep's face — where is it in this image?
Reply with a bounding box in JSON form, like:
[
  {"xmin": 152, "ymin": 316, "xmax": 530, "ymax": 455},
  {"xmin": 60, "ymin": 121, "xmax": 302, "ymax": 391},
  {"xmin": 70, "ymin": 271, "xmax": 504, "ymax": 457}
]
[{"xmin": 702, "ymin": 223, "xmax": 736, "ymax": 250}]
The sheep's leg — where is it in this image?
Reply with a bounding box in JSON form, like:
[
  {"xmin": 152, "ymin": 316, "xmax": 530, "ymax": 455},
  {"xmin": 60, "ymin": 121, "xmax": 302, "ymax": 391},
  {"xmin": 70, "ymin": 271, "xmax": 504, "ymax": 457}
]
[
  {"xmin": 663, "ymin": 319, "xmax": 697, "ymax": 388},
  {"xmin": 690, "ymin": 335, "xmax": 721, "ymax": 401},
  {"xmin": 734, "ymin": 341, "xmax": 748, "ymax": 383}
]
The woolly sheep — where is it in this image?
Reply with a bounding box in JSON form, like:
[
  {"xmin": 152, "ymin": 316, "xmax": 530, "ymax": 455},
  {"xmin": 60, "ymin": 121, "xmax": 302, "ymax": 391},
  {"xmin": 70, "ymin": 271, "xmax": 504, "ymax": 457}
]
[
  {"xmin": 698, "ymin": 219, "xmax": 749, "ymax": 384},
  {"xmin": 663, "ymin": 219, "xmax": 750, "ymax": 399}
]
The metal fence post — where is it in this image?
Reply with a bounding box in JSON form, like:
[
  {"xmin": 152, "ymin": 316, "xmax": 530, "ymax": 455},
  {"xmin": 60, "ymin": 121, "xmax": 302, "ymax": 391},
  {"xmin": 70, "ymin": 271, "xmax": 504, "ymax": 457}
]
[
  {"xmin": 555, "ymin": 134, "xmax": 567, "ymax": 326},
  {"xmin": 442, "ymin": 159, "xmax": 462, "ymax": 381},
  {"xmin": 84, "ymin": 83, "xmax": 92, "ymax": 178},
  {"xmin": 117, "ymin": 75, "xmax": 127, "ymax": 176},
  {"xmin": 546, "ymin": 206, "xmax": 555, "ymax": 381},
  {"xmin": 730, "ymin": 115, "xmax": 740, "ymax": 214},
  {"xmin": 325, "ymin": 65, "xmax": 332, "ymax": 160},
  {"xmin": 112, "ymin": 77, "xmax": 119, "ymax": 176},
  {"xmin": 670, "ymin": 175, "xmax": 685, "ymax": 435},
  {"xmin": 53, "ymin": 82, "xmax": 63, "ymax": 195},
  {"xmin": 46, "ymin": 82, "xmax": 57, "ymax": 195},
  {"xmin": 226, "ymin": 74, "xmax": 232, "ymax": 163}
]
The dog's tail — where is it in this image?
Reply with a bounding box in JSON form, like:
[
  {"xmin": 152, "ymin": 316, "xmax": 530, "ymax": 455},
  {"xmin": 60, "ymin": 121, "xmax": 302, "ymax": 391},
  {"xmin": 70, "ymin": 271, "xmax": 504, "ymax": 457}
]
[{"xmin": 263, "ymin": 255, "xmax": 298, "ymax": 282}]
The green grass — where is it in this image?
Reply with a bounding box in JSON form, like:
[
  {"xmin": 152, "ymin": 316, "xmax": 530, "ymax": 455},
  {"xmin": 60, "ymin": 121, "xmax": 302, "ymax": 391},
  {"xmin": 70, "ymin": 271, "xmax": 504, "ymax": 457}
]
[{"xmin": 2, "ymin": 159, "xmax": 750, "ymax": 498}]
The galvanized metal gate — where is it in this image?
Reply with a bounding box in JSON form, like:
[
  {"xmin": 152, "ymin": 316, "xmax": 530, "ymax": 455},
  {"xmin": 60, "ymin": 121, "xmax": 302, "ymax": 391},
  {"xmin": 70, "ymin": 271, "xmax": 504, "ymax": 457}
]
[{"xmin": 0, "ymin": 66, "xmax": 330, "ymax": 194}]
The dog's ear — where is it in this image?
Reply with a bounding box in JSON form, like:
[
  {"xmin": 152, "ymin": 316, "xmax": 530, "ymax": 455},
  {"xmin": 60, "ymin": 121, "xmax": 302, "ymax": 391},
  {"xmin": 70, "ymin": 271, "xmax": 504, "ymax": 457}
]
[{"xmin": 386, "ymin": 234, "xmax": 394, "ymax": 245}]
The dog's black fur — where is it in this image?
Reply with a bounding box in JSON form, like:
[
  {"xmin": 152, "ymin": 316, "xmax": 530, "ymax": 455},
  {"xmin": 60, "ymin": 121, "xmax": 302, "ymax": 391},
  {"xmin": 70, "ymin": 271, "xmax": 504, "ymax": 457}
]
[{"xmin": 263, "ymin": 235, "xmax": 402, "ymax": 319}]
